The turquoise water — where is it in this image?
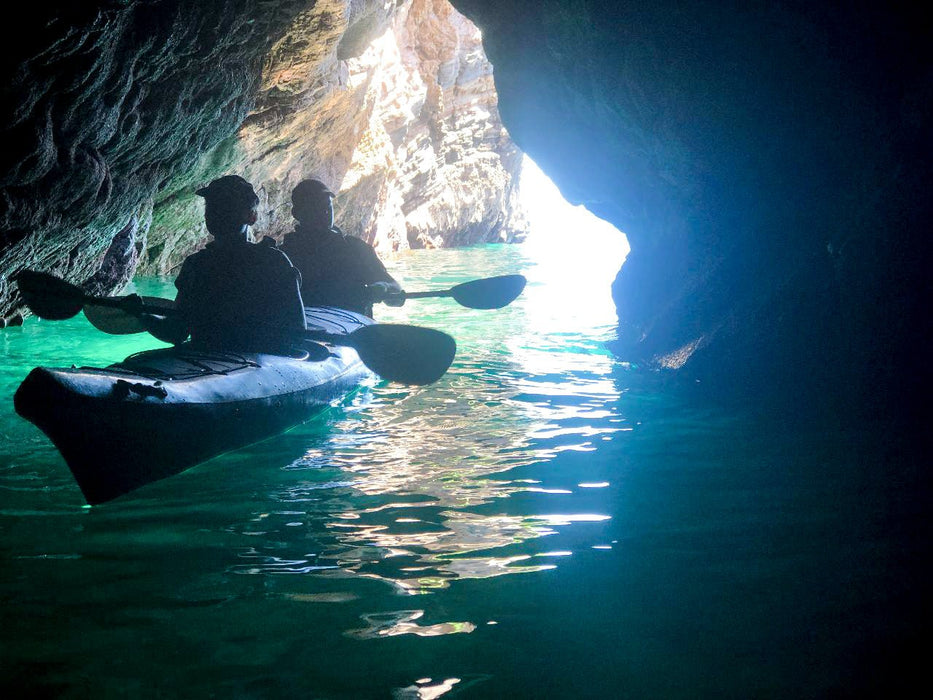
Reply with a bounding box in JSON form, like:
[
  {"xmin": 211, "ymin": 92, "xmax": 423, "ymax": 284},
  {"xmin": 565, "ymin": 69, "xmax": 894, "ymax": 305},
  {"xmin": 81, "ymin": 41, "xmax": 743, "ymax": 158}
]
[{"xmin": 0, "ymin": 245, "xmax": 921, "ymax": 697}]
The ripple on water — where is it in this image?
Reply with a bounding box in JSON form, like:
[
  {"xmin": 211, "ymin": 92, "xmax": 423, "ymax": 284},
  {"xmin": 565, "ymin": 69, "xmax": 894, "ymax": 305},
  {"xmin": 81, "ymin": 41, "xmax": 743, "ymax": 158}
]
[{"xmin": 1, "ymin": 245, "xmax": 632, "ymax": 694}]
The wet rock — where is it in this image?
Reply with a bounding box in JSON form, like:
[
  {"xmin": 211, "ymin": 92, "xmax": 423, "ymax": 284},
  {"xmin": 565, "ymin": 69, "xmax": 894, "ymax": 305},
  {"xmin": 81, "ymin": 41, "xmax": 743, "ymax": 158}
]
[
  {"xmin": 81, "ymin": 216, "xmax": 141, "ymax": 297},
  {"xmin": 1, "ymin": 1, "xmax": 314, "ymax": 313}
]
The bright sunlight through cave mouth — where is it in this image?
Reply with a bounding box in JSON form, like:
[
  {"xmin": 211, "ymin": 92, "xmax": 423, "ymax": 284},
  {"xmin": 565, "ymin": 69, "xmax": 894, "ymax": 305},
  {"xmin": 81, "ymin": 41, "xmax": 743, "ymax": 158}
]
[{"xmin": 517, "ymin": 155, "xmax": 630, "ymax": 328}]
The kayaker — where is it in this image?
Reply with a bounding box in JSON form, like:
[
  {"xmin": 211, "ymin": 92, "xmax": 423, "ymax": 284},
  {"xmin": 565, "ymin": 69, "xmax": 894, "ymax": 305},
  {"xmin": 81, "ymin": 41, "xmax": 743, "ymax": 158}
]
[
  {"xmin": 151, "ymin": 175, "xmax": 307, "ymax": 351},
  {"xmin": 280, "ymin": 178, "xmax": 405, "ymax": 317}
]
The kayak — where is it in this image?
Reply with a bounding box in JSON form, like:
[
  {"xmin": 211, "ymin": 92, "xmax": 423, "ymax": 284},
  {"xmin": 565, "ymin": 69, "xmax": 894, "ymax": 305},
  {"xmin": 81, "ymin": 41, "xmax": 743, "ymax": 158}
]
[{"xmin": 14, "ymin": 307, "xmax": 373, "ymax": 505}]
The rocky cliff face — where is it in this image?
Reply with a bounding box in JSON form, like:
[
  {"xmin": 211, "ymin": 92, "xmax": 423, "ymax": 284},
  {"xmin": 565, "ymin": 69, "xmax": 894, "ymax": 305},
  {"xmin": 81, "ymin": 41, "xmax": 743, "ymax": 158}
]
[
  {"xmin": 216, "ymin": 0, "xmax": 524, "ymax": 265},
  {"xmin": 0, "ymin": 0, "xmax": 525, "ymax": 316},
  {"xmin": 333, "ymin": 0, "xmax": 525, "ymax": 254},
  {"xmin": 0, "ymin": 1, "xmax": 303, "ymax": 322}
]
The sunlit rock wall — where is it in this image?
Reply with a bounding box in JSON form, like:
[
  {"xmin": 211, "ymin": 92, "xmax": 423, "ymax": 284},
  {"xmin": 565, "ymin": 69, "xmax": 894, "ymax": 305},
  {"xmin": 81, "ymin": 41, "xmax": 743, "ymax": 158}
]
[
  {"xmin": 0, "ymin": 0, "xmax": 525, "ymax": 318},
  {"xmin": 451, "ymin": 0, "xmax": 932, "ymax": 417},
  {"xmin": 335, "ymin": 0, "xmax": 525, "ymax": 253}
]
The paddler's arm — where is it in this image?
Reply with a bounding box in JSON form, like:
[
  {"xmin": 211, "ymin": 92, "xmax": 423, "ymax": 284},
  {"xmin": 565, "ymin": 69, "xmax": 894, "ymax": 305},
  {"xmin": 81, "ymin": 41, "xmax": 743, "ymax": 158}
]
[
  {"xmin": 119, "ymin": 292, "xmax": 190, "ymax": 345},
  {"xmin": 356, "ymin": 240, "xmax": 405, "ymax": 307},
  {"xmin": 274, "ymin": 245, "xmax": 308, "ymax": 333}
]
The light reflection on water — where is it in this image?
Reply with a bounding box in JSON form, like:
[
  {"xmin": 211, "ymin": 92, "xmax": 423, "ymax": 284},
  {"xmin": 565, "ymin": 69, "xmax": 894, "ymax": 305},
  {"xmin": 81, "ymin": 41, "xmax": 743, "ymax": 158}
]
[
  {"xmin": 223, "ymin": 244, "xmax": 627, "ymax": 596},
  {"xmin": 0, "ymin": 243, "xmax": 916, "ymax": 696},
  {"xmin": 0, "ymin": 242, "xmax": 632, "ymax": 694}
]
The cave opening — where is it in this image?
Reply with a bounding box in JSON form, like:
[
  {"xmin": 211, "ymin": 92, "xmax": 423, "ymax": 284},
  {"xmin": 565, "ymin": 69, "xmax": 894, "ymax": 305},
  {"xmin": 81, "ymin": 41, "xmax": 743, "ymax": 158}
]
[
  {"xmin": 303, "ymin": 0, "xmax": 630, "ymax": 334},
  {"xmin": 517, "ymin": 155, "xmax": 629, "ymax": 328}
]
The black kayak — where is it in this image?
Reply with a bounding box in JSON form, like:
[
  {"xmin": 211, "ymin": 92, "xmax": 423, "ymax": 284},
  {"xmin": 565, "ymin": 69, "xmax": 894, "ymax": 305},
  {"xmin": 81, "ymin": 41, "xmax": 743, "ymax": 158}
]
[{"xmin": 14, "ymin": 307, "xmax": 373, "ymax": 505}]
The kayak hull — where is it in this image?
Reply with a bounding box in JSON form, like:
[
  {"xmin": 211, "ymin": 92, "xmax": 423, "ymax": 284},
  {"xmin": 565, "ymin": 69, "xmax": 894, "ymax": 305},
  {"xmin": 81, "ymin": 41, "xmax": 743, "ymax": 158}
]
[{"xmin": 14, "ymin": 308, "xmax": 372, "ymax": 505}]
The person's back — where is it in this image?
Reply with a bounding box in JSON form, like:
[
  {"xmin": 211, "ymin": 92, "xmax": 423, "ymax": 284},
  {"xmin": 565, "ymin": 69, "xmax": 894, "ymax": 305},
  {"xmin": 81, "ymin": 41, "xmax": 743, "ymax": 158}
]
[
  {"xmin": 281, "ymin": 222, "xmax": 394, "ymax": 317},
  {"xmin": 172, "ymin": 175, "xmax": 306, "ymax": 352},
  {"xmin": 280, "ymin": 178, "xmax": 403, "ymax": 317}
]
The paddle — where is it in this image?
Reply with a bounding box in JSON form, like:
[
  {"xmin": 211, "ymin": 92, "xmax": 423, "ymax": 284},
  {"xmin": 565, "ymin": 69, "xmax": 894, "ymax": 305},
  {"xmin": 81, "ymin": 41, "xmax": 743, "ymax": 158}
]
[
  {"xmin": 15, "ymin": 270, "xmax": 183, "ymax": 342},
  {"xmin": 15, "ymin": 270, "xmax": 456, "ymax": 385},
  {"xmin": 14, "ymin": 270, "xmax": 137, "ymax": 321},
  {"xmin": 372, "ymin": 274, "xmax": 527, "ymax": 310},
  {"xmin": 307, "ymin": 324, "xmax": 455, "ymax": 386},
  {"xmin": 84, "ymin": 297, "xmax": 177, "ymax": 335}
]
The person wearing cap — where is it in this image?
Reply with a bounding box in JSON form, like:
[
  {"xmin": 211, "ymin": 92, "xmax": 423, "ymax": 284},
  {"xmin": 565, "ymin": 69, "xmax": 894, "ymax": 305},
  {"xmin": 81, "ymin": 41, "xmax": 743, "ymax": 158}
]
[
  {"xmin": 280, "ymin": 178, "xmax": 404, "ymax": 317},
  {"xmin": 160, "ymin": 175, "xmax": 307, "ymax": 351}
]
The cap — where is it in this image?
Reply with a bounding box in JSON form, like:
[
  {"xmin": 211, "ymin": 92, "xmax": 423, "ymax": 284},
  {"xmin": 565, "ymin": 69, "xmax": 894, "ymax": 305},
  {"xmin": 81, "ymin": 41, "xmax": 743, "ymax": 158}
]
[
  {"xmin": 195, "ymin": 175, "xmax": 259, "ymax": 206},
  {"xmin": 292, "ymin": 178, "xmax": 335, "ymax": 205}
]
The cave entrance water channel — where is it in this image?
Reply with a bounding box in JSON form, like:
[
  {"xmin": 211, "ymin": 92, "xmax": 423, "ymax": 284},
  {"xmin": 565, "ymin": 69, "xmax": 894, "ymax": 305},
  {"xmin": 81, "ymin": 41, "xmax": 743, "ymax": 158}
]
[{"xmin": 0, "ymin": 169, "xmax": 916, "ymax": 695}]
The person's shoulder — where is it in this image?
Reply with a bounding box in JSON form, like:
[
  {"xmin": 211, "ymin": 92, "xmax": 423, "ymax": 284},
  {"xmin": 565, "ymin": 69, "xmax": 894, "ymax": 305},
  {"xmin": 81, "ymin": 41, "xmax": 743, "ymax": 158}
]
[
  {"xmin": 186, "ymin": 243, "xmax": 215, "ymax": 261},
  {"xmin": 344, "ymin": 234, "xmax": 375, "ymax": 253},
  {"xmin": 175, "ymin": 245, "xmax": 215, "ymax": 289},
  {"xmin": 247, "ymin": 239, "xmax": 301, "ymax": 277},
  {"xmin": 248, "ymin": 238, "xmax": 286, "ymax": 259},
  {"xmin": 279, "ymin": 228, "xmax": 307, "ymax": 254}
]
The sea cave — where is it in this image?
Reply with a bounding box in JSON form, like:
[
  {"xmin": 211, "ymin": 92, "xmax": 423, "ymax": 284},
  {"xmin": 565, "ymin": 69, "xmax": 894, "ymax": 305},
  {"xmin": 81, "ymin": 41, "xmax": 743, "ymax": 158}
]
[{"xmin": 0, "ymin": 1, "xmax": 928, "ymax": 696}]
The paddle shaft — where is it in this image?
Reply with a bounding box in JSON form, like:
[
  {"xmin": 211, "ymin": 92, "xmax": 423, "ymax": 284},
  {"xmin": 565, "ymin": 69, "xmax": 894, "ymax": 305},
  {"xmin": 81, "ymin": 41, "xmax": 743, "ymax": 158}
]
[
  {"xmin": 373, "ymin": 274, "xmax": 526, "ymax": 309},
  {"xmin": 95, "ymin": 297, "xmax": 452, "ymax": 385},
  {"xmin": 16, "ymin": 270, "xmax": 455, "ymax": 384},
  {"xmin": 402, "ymin": 290, "xmax": 453, "ymax": 300}
]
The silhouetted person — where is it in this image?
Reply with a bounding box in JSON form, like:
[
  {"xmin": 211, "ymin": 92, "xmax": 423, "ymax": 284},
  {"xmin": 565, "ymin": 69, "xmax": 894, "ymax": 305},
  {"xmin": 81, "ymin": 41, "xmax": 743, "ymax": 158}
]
[
  {"xmin": 163, "ymin": 175, "xmax": 306, "ymax": 351},
  {"xmin": 280, "ymin": 178, "xmax": 404, "ymax": 317}
]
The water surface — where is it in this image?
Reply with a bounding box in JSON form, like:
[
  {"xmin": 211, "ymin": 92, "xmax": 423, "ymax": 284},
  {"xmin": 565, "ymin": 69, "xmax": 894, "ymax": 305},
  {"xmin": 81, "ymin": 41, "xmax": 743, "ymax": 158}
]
[{"xmin": 0, "ymin": 245, "xmax": 921, "ymax": 698}]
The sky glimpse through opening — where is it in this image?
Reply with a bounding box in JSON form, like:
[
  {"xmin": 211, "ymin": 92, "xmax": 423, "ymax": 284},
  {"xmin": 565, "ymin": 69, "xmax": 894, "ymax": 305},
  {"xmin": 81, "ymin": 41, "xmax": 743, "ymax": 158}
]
[{"xmin": 517, "ymin": 156, "xmax": 629, "ymax": 328}]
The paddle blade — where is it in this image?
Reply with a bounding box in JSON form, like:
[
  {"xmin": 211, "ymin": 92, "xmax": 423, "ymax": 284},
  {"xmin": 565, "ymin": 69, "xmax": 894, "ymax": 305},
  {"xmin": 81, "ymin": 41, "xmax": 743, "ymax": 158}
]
[
  {"xmin": 450, "ymin": 274, "xmax": 526, "ymax": 309},
  {"xmin": 14, "ymin": 270, "xmax": 86, "ymax": 320},
  {"xmin": 350, "ymin": 324, "xmax": 456, "ymax": 385},
  {"xmin": 84, "ymin": 297, "xmax": 176, "ymax": 335}
]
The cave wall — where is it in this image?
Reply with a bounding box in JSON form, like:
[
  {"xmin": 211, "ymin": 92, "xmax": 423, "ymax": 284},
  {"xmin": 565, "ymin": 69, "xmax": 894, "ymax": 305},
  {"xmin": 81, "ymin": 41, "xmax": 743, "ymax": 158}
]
[
  {"xmin": 0, "ymin": 0, "xmax": 525, "ymax": 314},
  {"xmin": 450, "ymin": 0, "xmax": 932, "ymax": 416},
  {"xmin": 210, "ymin": 0, "xmax": 524, "ymax": 265},
  {"xmin": 333, "ymin": 0, "xmax": 526, "ymax": 254},
  {"xmin": 0, "ymin": 1, "xmax": 311, "ymax": 321}
]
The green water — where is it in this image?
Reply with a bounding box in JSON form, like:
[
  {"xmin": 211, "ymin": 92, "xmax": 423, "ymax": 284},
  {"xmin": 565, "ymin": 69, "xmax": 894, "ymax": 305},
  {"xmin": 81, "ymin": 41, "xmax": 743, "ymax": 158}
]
[{"xmin": 0, "ymin": 245, "xmax": 922, "ymax": 698}]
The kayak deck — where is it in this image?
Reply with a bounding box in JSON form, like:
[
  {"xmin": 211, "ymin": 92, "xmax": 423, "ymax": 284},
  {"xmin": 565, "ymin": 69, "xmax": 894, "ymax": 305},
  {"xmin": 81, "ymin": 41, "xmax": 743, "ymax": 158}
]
[{"xmin": 15, "ymin": 307, "xmax": 373, "ymax": 505}]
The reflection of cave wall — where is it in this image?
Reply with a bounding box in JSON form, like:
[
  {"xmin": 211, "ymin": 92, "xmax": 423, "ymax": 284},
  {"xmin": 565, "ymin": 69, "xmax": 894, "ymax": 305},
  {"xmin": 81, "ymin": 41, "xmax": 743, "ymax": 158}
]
[{"xmin": 450, "ymin": 0, "xmax": 931, "ymax": 420}]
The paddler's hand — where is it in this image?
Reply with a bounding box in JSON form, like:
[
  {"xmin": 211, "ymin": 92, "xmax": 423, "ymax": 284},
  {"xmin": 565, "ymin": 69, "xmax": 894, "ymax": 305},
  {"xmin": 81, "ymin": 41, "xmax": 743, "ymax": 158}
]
[
  {"xmin": 367, "ymin": 281, "xmax": 406, "ymax": 307},
  {"xmin": 119, "ymin": 293, "xmax": 144, "ymax": 314},
  {"xmin": 140, "ymin": 313, "xmax": 189, "ymax": 345}
]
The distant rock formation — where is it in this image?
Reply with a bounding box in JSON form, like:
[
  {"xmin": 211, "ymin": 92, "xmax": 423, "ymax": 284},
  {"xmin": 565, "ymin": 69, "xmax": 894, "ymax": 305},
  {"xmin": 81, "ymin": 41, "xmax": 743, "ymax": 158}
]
[{"xmin": 335, "ymin": 0, "xmax": 526, "ymax": 254}]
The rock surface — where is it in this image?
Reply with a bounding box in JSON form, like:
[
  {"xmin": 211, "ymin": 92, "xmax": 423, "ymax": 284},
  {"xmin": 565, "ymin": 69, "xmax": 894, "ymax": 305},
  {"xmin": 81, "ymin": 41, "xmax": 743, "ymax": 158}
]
[
  {"xmin": 215, "ymin": 0, "xmax": 524, "ymax": 265},
  {"xmin": 333, "ymin": 0, "xmax": 525, "ymax": 254},
  {"xmin": 0, "ymin": 0, "xmax": 525, "ymax": 312},
  {"xmin": 450, "ymin": 0, "xmax": 932, "ymax": 419},
  {"xmin": 1, "ymin": 1, "xmax": 310, "ymax": 318}
]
